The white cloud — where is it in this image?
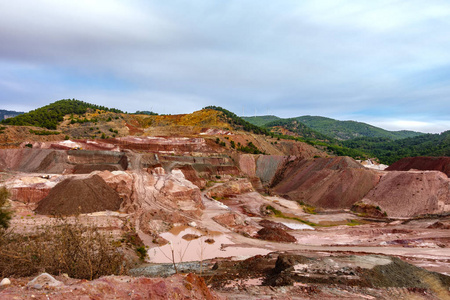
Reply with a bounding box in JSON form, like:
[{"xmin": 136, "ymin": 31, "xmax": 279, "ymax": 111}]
[{"xmin": 0, "ymin": 0, "xmax": 449, "ymax": 133}]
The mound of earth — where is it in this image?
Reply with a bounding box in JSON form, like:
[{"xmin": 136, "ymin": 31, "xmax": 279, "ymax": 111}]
[
  {"xmin": 35, "ymin": 175, "xmax": 122, "ymax": 215},
  {"xmin": 264, "ymin": 254, "xmax": 450, "ymax": 291},
  {"xmin": 360, "ymin": 171, "xmax": 450, "ymax": 218},
  {"xmin": 271, "ymin": 157, "xmax": 380, "ymax": 209},
  {"xmin": 387, "ymin": 156, "xmax": 450, "ymax": 177},
  {"xmin": 259, "ymin": 219, "xmax": 291, "ymax": 231},
  {"xmin": 256, "ymin": 227, "xmax": 296, "ymax": 243}
]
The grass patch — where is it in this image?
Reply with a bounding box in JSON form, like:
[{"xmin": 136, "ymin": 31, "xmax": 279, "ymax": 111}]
[
  {"xmin": 346, "ymin": 219, "xmax": 365, "ymax": 226},
  {"xmin": 266, "ymin": 205, "xmax": 318, "ymax": 227}
]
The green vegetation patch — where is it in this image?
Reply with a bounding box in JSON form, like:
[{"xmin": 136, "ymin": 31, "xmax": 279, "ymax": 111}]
[
  {"xmin": 266, "ymin": 205, "xmax": 318, "ymax": 227},
  {"xmin": 2, "ymin": 99, "xmax": 123, "ymax": 130}
]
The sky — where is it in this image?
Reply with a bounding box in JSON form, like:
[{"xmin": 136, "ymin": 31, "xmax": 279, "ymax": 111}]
[{"xmin": 1, "ymin": 0, "xmax": 450, "ymax": 133}]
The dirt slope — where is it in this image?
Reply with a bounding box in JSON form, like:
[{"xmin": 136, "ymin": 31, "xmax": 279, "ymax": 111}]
[
  {"xmin": 271, "ymin": 156, "xmax": 381, "ymax": 209},
  {"xmin": 360, "ymin": 171, "xmax": 450, "ymax": 218}
]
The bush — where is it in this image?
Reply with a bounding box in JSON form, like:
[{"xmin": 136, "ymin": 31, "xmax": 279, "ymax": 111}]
[
  {"xmin": 0, "ymin": 218, "xmax": 127, "ymax": 279},
  {"xmin": 0, "ymin": 187, "xmax": 12, "ymax": 229}
]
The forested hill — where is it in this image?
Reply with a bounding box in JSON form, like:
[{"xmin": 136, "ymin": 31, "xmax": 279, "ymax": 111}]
[
  {"xmin": 241, "ymin": 115, "xmax": 280, "ymax": 127},
  {"xmin": 244, "ymin": 115, "xmax": 424, "ymax": 141},
  {"xmin": 0, "ymin": 109, "xmax": 23, "ymax": 121},
  {"xmin": 263, "ymin": 118, "xmax": 332, "ymax": 142},
  {"xmin": 204, "ymin": 106, "xmax": 272, "ymax": 136},
  {"xmin": 296, "ymin": 116, "xmax": 424, "ymax": 140},
  {"xmin": 1, "ymin": 99, "xmax": 123, "ymax": 130},
  {"xmin": 342, "ymin": 131, "xmax": 450, "ymax": 164}
]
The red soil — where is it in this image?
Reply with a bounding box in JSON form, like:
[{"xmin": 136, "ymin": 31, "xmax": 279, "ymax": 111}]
[
  {"xmin": 387, "ymin": 156, "xmax": 450, "ymax": 177},
  {"xmin": 35, "ymin": 175, "xmax": 122, "ymax": 215},
  {"xmin": 271, "ymin": 157, "xmax": 381, "ymax": 209}
]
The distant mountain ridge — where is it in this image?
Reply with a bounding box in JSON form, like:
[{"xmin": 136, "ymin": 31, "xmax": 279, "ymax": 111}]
[
  {"xmin": 243, "ymin": 115, "xmax": 424, "ymax": 141},
  {"xmin": 0, "ymin": 109, "xmax": 24, "ymax": 121}
]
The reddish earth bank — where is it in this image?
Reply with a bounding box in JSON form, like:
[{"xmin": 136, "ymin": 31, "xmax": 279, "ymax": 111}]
[
  {"xmin": 387, "ymin": 156, "xmax": 450, "ymax": 177},
  {"xmin": 270, "ymin": 156, "xmax": 381, "ymax": 209},
  {"xmin": 360, "ymin": 171, "xmax": 450, "ymax": 218}
]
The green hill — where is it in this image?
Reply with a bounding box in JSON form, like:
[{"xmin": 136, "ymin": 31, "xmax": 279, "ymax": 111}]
[
  {"xmin": 342, "ymin": 131, "xmax": 450, "ymax": 164},
  {"xmin": 204, "ymin": 106, "xmax": 272, "ymax": 136},
  {"xmin": 244, "ymin": 114, "xmax": 424, "ymax": 141},
  {"xmin": 263, "ymin": 118, "xmax": 332, "ymax": 142},
  {"xmin": 295, "ymin": 116, "xmax": 423, "ymax": 140},
  {"xmin": 1, "ymin": 99, "xmax": 123, "ymax": 130},
  {"xmin": 241, "ymin": 115, "xmax": 280, "ymax": 127}
]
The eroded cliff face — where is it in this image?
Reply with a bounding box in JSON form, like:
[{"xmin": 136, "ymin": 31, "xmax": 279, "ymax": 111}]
[{"xmin": 360, "ymin": 171, "xmax": 450, "ymax": 218}]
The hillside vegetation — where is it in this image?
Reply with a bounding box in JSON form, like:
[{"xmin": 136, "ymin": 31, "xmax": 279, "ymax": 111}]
[
  {"xmin": 204, "ymin": 106, "xmax": 272, "ymax": 136},
  {"xmin": 241, "ymin": 115, "xmax": 280, "ymax": 127},
  {"xmin": 244, "ymin": 115, "xmax": 424, "ymax": 140},
  {"xmin": 342, "ymin": 131, "xmax": 450, "ymax": 164},
  {"xmin": 295, "ymin": 116, "xmax": 424, "ymax": 140},
  {"xmin": 1, "ymin": 99, "xmax": 123, "ymax": 130}
]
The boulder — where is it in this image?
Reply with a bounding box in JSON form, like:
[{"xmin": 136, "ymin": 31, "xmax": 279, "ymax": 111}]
[{"xmin": 27, "ymin": 273, "xmax": 63, "ymax": 289}]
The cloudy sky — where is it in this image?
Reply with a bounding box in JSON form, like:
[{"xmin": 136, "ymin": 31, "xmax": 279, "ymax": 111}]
[{"xmin": 1, "ymin": 1, "xmax": 450, "ymax": 133}]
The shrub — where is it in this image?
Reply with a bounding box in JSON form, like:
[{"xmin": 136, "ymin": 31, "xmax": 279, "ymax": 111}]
[
  {"xmin": 0, "ymin": 218, "xmax": 127, "ymax": 279},
  {"xmin": 0, "ymin": 187, "xmax": 12, "ymax": 229}
]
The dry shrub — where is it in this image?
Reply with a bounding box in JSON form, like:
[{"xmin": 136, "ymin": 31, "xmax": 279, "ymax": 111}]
[
  {"xmin": 0, "ymin": 187, "xmax": 12, "ymax": 229},
  {"xmin": 0, "ymin": 218, "xmax": 127, "ymax": 279}
]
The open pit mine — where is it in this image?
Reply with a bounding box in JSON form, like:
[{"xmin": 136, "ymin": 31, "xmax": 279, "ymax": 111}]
[{"xmin": 0, "ymin": 109, "xmax": 449, "ymax": 299}]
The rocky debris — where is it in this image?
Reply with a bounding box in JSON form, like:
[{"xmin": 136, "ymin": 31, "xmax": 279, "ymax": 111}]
[
  {"xmin": 387, "ymin": 156, "xmax": 450, "ymax": 177},
  {"xmin": 206, "ymin": 178, "xmax": 254, "ymax": 200},
  {"xmin": 360, "ymin": 171, "xmax": 450, "ymax": 218},
  {"xmin": 0, "ymin": 278, "xmax": 10, "ymax": 287},
  {"xmin": 351, "ymin": 202, "xmax": 387, "ymax": 218},
  {"xmin": 27, "ymin": 273, "xmax": 63, "ymax": 289},
  {"xmin": 0, "ymin": 274, "xmax": 222, "ymax": 300},
  {"xmin": 212, "ymin": 212, "xmax": 259, "ymax": 236},
  {"xmin": 35, "ymin": 175, "xmax": 122, "ymax": 215},
  {"xmin": 255, "ymin": 227, "xmax": 297, "ymax": 243},
  {"xmin": 264, "ymin": 254, "xmax": 450, "ymax": 292},
  {"xmin": 259, "ymin": 219, "xmax": 291, "ymax": 231},
  {"xmin": 427, "ymin": 221, "xmax": 450, "ymax": 229},
  {"xmin": 271, "ymin": 156, "xmax": 381, "ymax": 209}
]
